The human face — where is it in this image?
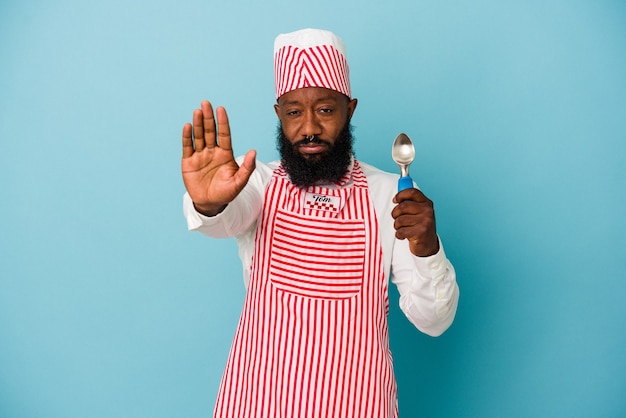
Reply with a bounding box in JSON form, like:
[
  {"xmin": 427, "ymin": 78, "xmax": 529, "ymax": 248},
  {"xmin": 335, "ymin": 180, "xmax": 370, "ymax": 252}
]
[{"xmin": 274, "ymin": 87, "xmax": 358, "ymax": 160}]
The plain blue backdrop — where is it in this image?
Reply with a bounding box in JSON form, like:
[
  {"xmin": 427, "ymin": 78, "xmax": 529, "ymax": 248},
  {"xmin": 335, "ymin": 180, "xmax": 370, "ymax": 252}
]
[{"xmin": 1, "ymin": 0, "xmax": 625, "ymax": 417}]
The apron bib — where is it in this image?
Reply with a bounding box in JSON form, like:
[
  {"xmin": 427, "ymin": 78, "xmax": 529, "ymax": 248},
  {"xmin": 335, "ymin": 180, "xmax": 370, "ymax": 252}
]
[{"xmin": 214, "ymin": 160, "xmax": 398, "ymax": 418}]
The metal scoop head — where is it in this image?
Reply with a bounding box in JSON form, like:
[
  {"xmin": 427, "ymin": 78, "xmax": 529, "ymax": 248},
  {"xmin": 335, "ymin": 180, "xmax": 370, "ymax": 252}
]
[
  {"xmin": 392, "ymin": 133, "xmax": 415, "ymax": 192},
  {"xmin": 392, "ymin": 133, "xmax": 415, "ymax": 171}
]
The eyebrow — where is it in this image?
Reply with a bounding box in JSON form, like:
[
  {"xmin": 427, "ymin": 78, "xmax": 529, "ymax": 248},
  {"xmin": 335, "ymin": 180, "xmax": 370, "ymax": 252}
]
[{"xmin": 280, "ymin": 96, "xmax": 341, "ymax": 106}]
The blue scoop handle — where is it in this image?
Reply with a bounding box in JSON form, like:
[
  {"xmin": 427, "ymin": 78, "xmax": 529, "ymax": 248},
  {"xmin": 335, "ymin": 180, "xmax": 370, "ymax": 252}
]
[{"xmin": 398, "ymin": 176, "xmax": 413, "ymax": 192}]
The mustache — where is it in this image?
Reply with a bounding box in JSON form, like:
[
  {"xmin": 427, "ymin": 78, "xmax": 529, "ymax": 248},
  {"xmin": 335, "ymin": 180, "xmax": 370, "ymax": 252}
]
[{"xmin": 294, "ymin": 136, "xmax": 331, "ymax": 147}]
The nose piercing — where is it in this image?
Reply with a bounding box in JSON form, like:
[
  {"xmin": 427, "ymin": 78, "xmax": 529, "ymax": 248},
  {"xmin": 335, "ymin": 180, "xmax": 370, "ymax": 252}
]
[{"xmin": 305, "ymin": 135, "xmax": 315, "ymax": 143}]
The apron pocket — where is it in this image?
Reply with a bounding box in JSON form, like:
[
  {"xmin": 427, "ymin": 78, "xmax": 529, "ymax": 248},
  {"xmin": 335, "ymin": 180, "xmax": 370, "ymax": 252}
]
[{"xmin": 269, "ymin": 210, "xmax": 366, "ymax": 300}]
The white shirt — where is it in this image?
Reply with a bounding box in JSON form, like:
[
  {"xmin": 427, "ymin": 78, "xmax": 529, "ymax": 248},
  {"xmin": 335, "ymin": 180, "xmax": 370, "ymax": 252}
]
[{"xmin": 183, "ymin": 159, "xmax": 459, "ymax": 337}]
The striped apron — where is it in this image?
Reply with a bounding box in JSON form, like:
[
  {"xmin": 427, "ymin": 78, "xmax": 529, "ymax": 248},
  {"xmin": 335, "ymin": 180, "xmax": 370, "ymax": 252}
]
[{"xmin": 214, "ymin": 160, "xmax": 398, "ymax": 418}]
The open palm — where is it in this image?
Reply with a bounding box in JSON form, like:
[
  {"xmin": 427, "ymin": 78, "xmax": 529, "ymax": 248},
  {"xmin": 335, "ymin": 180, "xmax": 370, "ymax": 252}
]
[{"xmin": 181, "ymin": 101, "xmax": 256, "ymax": 216}]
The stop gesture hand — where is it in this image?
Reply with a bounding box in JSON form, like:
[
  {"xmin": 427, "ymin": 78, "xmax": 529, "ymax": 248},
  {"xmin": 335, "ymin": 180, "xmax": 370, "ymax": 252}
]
[
  {"xmin": 392, "ymin": 188, "xmax": 440, "ymax": 257},
  {"xmin": 181, "ymin": 101, "xmax": 256, "ymax": 216}
]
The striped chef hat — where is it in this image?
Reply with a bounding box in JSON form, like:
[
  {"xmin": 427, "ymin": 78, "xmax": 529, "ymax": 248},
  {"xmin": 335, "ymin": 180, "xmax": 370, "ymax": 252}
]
[{"xmin": 274, "ymin": 28, "xmax": 351, "ymax": 100}]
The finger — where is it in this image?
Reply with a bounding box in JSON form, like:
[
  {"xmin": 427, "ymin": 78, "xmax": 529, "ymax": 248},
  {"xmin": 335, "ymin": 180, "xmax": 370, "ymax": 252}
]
[
  {"xmin": 392, "ymin": 201, "xmax": 435, "ymax": 222},
  {"xmin": 238, "ymin": 149, "xmax": 257, "ymax": 177},
  {"xmin": 201, "ymin": 101, "xmax": 217, "ymax": 148},
  {"xmin": 192, "ymin": 108, "xmax": 206, "ymax": 151},
  {"xmin": 393, "ymin": 188, "xmax": 428, "ymax": 204},
  {"xmin": 397, "ymin": 225, "xmax": 440, "ymax": 257},
  {"xmin": 182, "ymin": 123, "xmax": 194, "ymax": 158},
  {"xmin": 215, "ymin": 106, "xmax": 233, "ymax": 151},
  {"xmin": 232, "ymin": 149, "xmax": 257, "ymax": 192},
  {"xmin": 393, "ymin": 210, "xmax": 435, "ymax": 231}
]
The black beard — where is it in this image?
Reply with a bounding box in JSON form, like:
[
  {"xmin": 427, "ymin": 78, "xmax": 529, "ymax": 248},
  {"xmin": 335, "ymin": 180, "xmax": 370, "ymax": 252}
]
[{"xmin": 276, "ymin": 123, "xmax": 354, "ymax": 188}]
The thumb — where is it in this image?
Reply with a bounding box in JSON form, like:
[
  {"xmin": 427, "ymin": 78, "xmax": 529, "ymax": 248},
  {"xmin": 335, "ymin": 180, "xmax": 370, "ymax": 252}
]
[{"xmin": 235, "ymin": 149, "xmax": 257, "ymax": 184}]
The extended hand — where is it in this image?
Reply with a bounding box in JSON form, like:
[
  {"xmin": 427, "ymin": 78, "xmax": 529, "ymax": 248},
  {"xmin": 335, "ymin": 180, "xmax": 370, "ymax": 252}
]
[
  {"xmin": 181, "ymin": 101, "xmax": 256, "ymax": 216},
  {"xmin": 392, "ymin": 188, "xmax": 440, "ymax": 257}
]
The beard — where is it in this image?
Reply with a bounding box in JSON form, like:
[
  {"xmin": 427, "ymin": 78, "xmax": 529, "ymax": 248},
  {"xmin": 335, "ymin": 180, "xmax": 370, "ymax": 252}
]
[{"xmin": 276, "ymin": 122, "xmax": 355, "ymax": 188}]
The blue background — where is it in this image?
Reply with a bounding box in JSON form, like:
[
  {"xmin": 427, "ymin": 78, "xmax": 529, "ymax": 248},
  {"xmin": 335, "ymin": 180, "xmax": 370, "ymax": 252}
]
[{"xmin": 1, "ymin": 1, "xmax": 625, "ymax": 417}]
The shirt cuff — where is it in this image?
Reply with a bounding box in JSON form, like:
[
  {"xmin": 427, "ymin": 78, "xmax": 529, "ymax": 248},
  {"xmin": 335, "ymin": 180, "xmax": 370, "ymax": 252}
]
[
  {"xmin": 412, "ymin": 237, "xmax": 448, "ymax": 278},
  {"xmin": 183, "ymin": 192, "xmax": 227, "ymax": 231}
]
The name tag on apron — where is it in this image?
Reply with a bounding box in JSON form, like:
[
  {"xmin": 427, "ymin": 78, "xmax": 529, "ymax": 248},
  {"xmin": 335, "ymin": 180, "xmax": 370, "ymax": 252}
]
[{"xmin": 303, "ymin": 191, "xmax": 342, "ymax": 213}]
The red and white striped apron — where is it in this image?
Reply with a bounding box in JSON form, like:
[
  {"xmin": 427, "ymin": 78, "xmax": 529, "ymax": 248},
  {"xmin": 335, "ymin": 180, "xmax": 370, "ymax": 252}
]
[{"xmin": 214, "ymin": 160, "xmax": 398, "ymax": 418}]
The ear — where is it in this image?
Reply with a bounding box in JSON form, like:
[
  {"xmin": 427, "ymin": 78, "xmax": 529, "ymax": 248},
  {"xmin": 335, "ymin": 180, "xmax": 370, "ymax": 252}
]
[
  {"xmin": 347, "ymin": 98, "xmax": 358, "ymax": 120},
  {"xmin": 274, "ymin": 103, "xmax": 281, "ymax": 119}
]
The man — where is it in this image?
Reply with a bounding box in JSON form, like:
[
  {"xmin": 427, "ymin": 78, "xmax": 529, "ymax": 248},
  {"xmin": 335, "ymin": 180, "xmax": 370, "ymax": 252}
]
[{"xmin": 181, "ymin": 28, "xmax": 459, "ymax": 418}]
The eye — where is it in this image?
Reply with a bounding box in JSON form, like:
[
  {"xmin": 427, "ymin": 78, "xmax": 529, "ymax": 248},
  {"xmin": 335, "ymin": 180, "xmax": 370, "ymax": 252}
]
[{"xmin": 318, "ymin": 107, "xmax": 333, "ymax": 114}]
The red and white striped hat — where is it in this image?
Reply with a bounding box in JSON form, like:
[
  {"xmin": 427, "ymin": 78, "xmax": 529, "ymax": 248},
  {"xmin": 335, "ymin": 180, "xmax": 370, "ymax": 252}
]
[{"xmin": 274, "ymin": 28, "xmax": 351, "ymax": 100}]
